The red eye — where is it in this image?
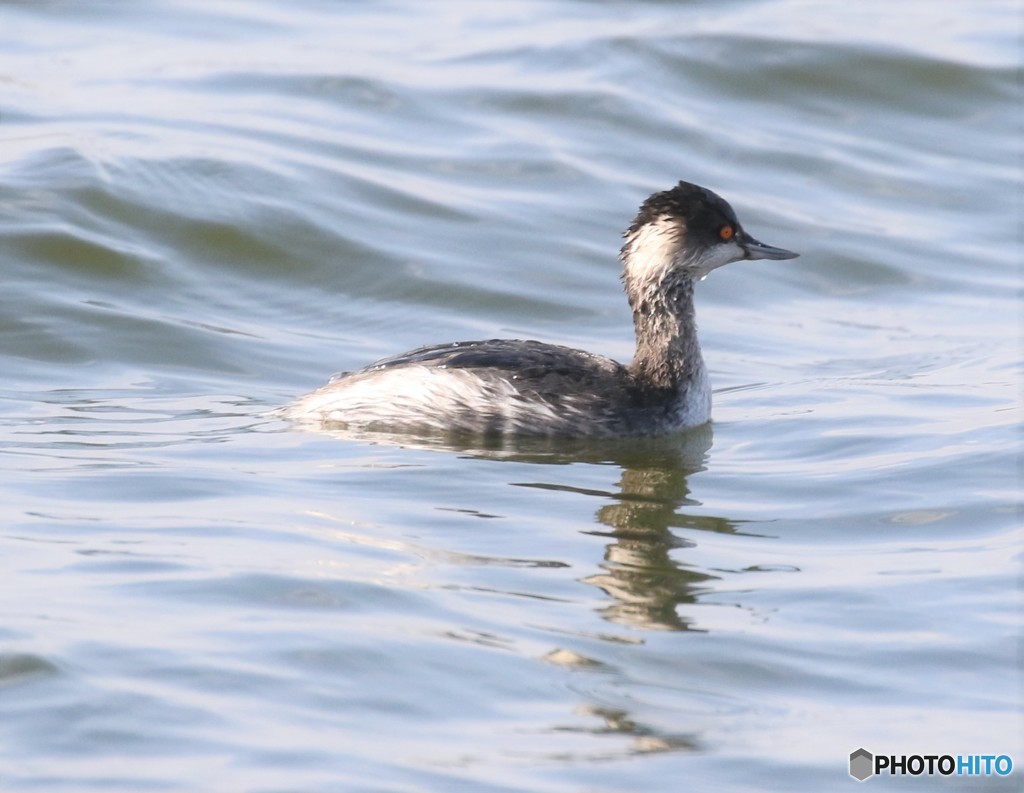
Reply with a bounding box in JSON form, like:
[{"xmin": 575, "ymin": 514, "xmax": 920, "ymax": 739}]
[{"xmin": 720, "ymin": 225, "xmax": 734, "ymax": 241}]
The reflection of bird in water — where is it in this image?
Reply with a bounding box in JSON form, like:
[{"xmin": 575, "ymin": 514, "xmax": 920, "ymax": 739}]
[
  {"xmin": 495, "ymin": 427, "xmax": 739, "ymax": 632},
  {"xmin": 303, "ymin": 420, "xmax": 738, "ymax": 632},
  {"xmin": 580, "ymin": 426, "xmax": 733, "ymax": 631}
]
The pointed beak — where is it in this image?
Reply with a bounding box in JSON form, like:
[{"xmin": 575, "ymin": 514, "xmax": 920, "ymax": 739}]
[{"xmin": 739, "ymin": 231, "xmax": 799, "ymax": 261}]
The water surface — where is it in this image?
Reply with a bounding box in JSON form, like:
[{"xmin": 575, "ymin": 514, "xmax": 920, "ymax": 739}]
[{"xmin": 1, "ymin": 1, "xmax": 1020, "ymax": 791}]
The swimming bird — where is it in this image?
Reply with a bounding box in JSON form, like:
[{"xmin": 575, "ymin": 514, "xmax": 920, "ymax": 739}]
[{"xmin": 284, "ymin": 181, "xmax": 797, "ymax": 437}]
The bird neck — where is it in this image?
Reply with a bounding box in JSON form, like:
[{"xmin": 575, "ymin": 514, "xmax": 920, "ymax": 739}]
[{"xmin": 626, "ymin": 275, "xmax": 705, "ymax": 393}]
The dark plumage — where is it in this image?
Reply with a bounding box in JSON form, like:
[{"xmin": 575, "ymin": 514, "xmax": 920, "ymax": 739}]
[{"xmin": 628, "ymin": 182, "xmax": 741, "ymax": 245}]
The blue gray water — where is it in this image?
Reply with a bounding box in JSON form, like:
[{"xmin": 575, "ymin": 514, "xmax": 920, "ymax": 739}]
[{"xmin": 1, "ymin": 1, "xmax": 1020, "ymax": 791}]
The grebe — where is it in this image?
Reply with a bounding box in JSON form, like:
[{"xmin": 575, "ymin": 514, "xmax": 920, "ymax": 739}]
[{"xmin": 284, "ymin": 181, "xmax": 797, "ymax": 437}]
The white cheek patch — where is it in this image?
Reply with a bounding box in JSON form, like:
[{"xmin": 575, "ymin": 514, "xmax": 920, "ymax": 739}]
[
  {"xmin": 622, "ymin": 217, "xmax": 681, "ymax": 285},
  {"xmin": 624, "ymin": 219, "xmax": 745, "ymax": 283}
]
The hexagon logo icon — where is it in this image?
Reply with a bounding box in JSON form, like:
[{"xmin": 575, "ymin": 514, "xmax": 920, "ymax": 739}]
[{"xmin": 850, "ymin": 748, "xmax": 874, "ymax": 781}]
